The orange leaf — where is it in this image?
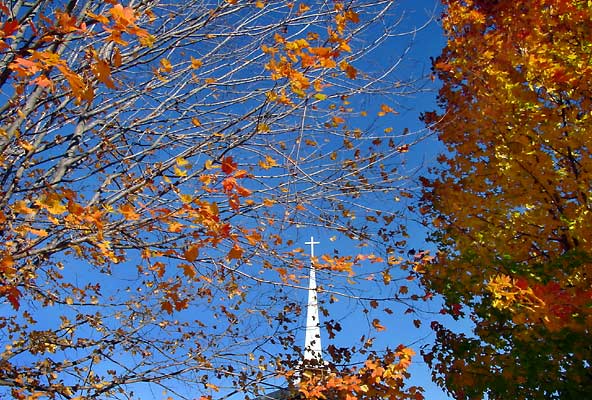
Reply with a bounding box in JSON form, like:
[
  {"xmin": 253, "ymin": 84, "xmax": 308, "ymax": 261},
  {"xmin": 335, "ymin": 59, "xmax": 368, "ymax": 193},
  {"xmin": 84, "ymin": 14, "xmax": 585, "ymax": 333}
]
[
  {"xmin": 109, "ymin": 4, "xmax": 137, "ymax": 26},
  {"xmin": 9, "ymin": 57, "xmax": 41, "ymax": 76},
  {"xmin": 378, "ymin": 103, "xmax": 397, "ymax": 116},
  {"xmin": 235, "ymin": 184, "xmax": 252, "ymax": 197},
  {"xmin": 191, "ymin": 56, "xmax": 203, "ymax": 69},
  {"xmin": 184, "ymin": 244, "xmax": 199, "ymax": 262},
  {"xmin": 179, "ymin": 263, "xmax": 197, "ymax": 279},
  {"xmin": 174, "ymin": 298, "xmax": 188, "ymax": 311},
  {"xmin": 372, "ymin": 318, "xmax": 386, "ymax": 331},
  {"xmin": 227, "ymin": 244, "xmax": 243, "ymax": 260},
  {"xmin": 32, "ymin": 75, "xmax": 53, "ymax": 89},
  {"xmin": 340, "ymin": 61, "xmax": 357, "ymax": 79},
  {"xmin": 91, "ymin": 58, "xmax": 115, "ymax": 88},
  {"xmin": 331, "ymin": 116, "xmax": 345, "ymax": 126},
  {"xmin": 244, "ymin": 230, "xmax": 262, "ymax": 245},
  {"xmin": 113, "ymin": 47, "xmax": 122, "ymax": 67},
  {"xmin": 119, "ymin": 203, "xmax": 140, "ymax": 220},
  {"xmin": 0, "ymin": 254, "xmax": 15, "ymax": 277}
]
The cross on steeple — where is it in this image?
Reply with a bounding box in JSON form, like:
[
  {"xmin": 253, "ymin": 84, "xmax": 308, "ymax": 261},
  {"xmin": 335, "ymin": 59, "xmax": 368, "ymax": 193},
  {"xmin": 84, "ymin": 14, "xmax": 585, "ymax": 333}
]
[{"xmin": 305, "ymin": 236, "xmax": 320, "ymax": 258}]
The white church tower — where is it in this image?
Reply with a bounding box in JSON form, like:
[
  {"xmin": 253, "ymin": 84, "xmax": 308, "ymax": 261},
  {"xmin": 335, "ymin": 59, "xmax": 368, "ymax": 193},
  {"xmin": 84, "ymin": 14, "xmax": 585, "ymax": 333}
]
[
  {"xmin": 303, "ymin": 236, "xmax": 323, "ymax": 363},
  {"xmin": 255, "ymin": 237, "xmax": 327, "ymax": 400}
]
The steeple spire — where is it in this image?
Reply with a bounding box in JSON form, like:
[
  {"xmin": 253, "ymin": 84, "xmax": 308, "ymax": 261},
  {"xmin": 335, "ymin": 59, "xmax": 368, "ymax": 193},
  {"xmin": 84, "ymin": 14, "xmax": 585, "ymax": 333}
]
[{"xmin": 304, "ymin": 236, "xmax": 322, "ymax": 362}]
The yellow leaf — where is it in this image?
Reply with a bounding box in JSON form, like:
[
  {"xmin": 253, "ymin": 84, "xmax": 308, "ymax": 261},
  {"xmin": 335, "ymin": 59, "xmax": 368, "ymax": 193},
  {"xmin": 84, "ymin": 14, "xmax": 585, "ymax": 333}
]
[
  {"xmin": 257, "ymin": 123, "xmax": 270, "ymax": 132},
  {"xmin": 13, "ymin": 200, "xmax": 36, "ymax": 215},
  {"xmin": 19, "ymin": 140, "xmax": 35, "ymax": 152},
  {"xmin": 36, "ymin": 192, "xmax": 67, "ymax": 215},
  {"xmin": 313, "ymin": 93, "xmax": 327, "ymax": 100},
  {"xmin": 176, "ymin": 156, "xmax": 190, "ymax": 167},
  {"xmin": 179, "ymin": 193, "xmax": 193, "ymax": 203},
  {"xmin": 191, "ymin": 117, "xmax": 201, "ymax": 127},
  {"xmin": 204, "ymin": 159, "xmax": 218, "ymax": 170},
  {"xmin": 258, "ymin": 155, "xmax": 278, "ymax": 170},
  {"xmin": 139, "ymin": 34, "xmax": 156, "ymax": 48},
  {"xmin": 174, "ymin": 165, "xmax": 187, "ymax": 177},
  {"xmin": 160, "ymin": 58, "xmax": 172, "ymax": 73}
]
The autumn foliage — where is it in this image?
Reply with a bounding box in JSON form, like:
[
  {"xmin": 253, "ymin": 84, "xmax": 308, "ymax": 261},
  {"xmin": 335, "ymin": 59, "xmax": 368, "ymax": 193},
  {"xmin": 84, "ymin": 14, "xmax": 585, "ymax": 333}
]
[
  {"xmin": 0, "ymin": 0, "xmax": 427, "ymax": 399},
  {"xmin": 421, "ymin": 0, "xmax": 592, "ymax": 398}
]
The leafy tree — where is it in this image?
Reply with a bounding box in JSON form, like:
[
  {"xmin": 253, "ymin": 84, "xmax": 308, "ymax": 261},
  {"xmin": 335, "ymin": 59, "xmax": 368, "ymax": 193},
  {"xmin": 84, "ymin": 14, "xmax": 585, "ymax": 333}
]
[
  {"xmin": 421, "ymin": 0, "xmax": 592, "ymax": 398},
  {"xmin": 0, "ymin": 0, "xmax": 431, "ymax": 398}
]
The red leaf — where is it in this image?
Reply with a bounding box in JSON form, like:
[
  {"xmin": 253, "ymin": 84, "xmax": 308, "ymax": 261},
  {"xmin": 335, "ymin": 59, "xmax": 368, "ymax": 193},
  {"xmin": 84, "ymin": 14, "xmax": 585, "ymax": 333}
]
[
  {"xmin": 0, "ymin": 285, "xmax": 21, "ymax": 310},
  {"xmin": 2, "ymin": 19, "xmax": 19, "ymax": 36},
  {"xmin": 161, "ymin": 301, "xmax": 173, "ymax": 314},
  {"xmin": 221, "ymin": 156, "xmax": 237, "ymax": 175}
]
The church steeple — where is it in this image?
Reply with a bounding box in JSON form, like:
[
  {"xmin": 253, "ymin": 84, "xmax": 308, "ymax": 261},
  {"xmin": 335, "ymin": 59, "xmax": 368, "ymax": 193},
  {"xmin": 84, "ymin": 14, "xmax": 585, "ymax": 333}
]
[
  {"xmin": 303, "ymin": 236, "xmax": 322, "ymax": 363},
  {"xmin": 255, "ymin": 237, "xmax": 325, "ymax": 398}
]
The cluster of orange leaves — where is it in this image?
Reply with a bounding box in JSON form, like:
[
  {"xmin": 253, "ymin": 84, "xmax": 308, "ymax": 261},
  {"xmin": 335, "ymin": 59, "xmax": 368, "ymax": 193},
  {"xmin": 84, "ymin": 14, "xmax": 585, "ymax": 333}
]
[
  {"xmin": 263, "ymin": 1, "xmax": 358, "ymax": 104},
  {"xmin": 5, "ymin": 2, "xmax": 154, "ymax": 102},
  {"xmin": 297, "ymin": 346, "xmax": 422, "ymax": 400},
  {"xmin": 0, "ymin": 152, "xmax": 255, "ymax": 313}
]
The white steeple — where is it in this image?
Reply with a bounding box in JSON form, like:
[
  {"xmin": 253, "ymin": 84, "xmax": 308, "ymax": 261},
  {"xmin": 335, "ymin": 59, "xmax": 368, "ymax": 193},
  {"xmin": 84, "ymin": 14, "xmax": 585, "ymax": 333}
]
[{"xmin": 303, "ymin": 236, "xmax": 322, "ymax": 362}]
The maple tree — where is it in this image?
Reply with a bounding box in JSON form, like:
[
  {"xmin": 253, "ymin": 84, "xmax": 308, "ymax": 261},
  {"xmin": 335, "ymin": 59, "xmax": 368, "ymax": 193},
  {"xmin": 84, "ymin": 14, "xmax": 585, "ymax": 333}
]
[
  {"xmin": 0, "ymin": 0, "xmax": 432, "ymax": 398},
  {"xmin": 421, "ymin": 0, "xmax": 592, "ymax": 398}
]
